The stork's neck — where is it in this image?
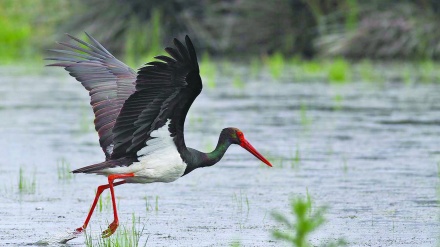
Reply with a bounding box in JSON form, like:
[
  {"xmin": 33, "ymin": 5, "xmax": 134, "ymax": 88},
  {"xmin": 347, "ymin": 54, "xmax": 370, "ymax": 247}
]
[
  {"xmin": 181, "ymin": 131, "xmax": 232, "ymax": 176},
  {"xmin": 205, "ymin": 135, "xmax": 232, "ymax": 166}
]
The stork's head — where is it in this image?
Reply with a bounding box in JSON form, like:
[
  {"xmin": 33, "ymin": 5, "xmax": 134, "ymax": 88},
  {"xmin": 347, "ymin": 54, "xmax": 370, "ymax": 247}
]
[{"xmin": 222, "ymin": 127, "xmax": 273, "ymax": 167}]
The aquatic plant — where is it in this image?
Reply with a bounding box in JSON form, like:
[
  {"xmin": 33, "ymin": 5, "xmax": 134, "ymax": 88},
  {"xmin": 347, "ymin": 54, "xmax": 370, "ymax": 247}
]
[
  {"xmin": 98, "ymin": 191, "xmax": 111, "ymax": 212},
  {"xmin": 266, "ymin": 52, "xmax": 285, "ymax": 80},
  {"xmin": 300, "ymin": 103, "xmax": 311, "ymax": 126},
  {"xmin": 80, "ymin": 105, "xmax": 93, "ymax": 133},
  {"xmin": 271, "ymin": 195, "xmax": 346, "ymax": 247},
  {"xmin": 232, "ymin": 74, "xmax": 245, "ymax": 89},
  {"xmin": 332, "ymin": 94, "xmax": 343, "ymax": 111},
  {"xmin": 291, "ymin": 146, "xmax": 301, "ymax": 169},
  {"xmin": 419, "ymin": 59, "xmax": 436, "ymax": 83},
  {"xmin": 125, "ymin": 8, "xmax": 164, "ymax": 67},
  {"xmin": 57, "ymin": 158, "xmax": 73, "ymax": 180},
  {"xmin": 155, "ymin": 196, "xmax": 159, "ymax": 212},
  {"xmin": 342, "ymin": 157, "xmax": 348, "ymax": 173},
  {"xmin": 18, "ymin": 166, "xmax": 36, "ymax": 194},
  {"xmin": 84, "ymin": 213, "xmax": 147, "ymax": 247},
  {"xmin": 200, "ymin": 52, "xmax": 217, "ymax": 88},
  {"xmin": 250, "ymin": 57, "xmax": 262, "ymax": 78},
  {"xmin": 328, "ymin": 58, "xmax": 350, "ymax": 84},
  {"xmin": 144, "ymin": 195, "xmax": 159, "ymax": 212},
  {"xmin": 233, "ymin": 190, "xmax": 250, "ymax": 214},
  {"xmin": 230, "ymin": 240, "xmax": 241, "ymax": 247},
  {"xmin": 358, "ymin": 59, "xmax": 375, "ymax": 82}
]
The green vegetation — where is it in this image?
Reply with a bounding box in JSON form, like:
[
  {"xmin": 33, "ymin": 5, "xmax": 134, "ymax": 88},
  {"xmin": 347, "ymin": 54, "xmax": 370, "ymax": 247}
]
[
  {"xmin": 18, "ymin": 166, "xmax": 36, "ymax": 194},
  {"xmin": 200, "ymin": 52, "xmax": 217, "ymax": 88},
  {"xmin": 291, "ymin": 146, "xmax": 301, "ymax": 169},
  {"xmin": 232, "ymin": 75, "xmax": 245, "ymax": 89},
  {"xmin": 266, "ymin": 52, "xmax": 285, "ymax": 80},
  {"xmin": 233, "ymin": 190, "xmax": 250, "ymax": 214},
  {"xmin": 332, "ymin": 94, "xmax": 343, "ymax": 111},
  {"xmin": 57, "ymin": 158, "xmax": 73, "ymax": 180},
  {"xmin": 300, "ymin": 103, "xmax": 312, "ymax": 126},
  {"xmin": 84, "ymin": 213, "xmax": 147, "ymax": 247},
  {"xmin": 98, "ymin": 191, "xmax": 111, "ymax": 212},
  {"xmin": 272, "ymin": 195, "xmax": 346, "ymax": 247},
  {"xmin": 126, "ymin": 8, "xmax": 164, "ymax": 67},
  {"xmin": 328, "ymin": 58, "xmax": 351, "ymax": 84},
  {"xmin": 144, "ymin": 195, "xmax": 159, "ymax": 212},
  {"xmin": 80, "ymin": 105, "xmax": 93, "ymax": 133},
  {"xmin": 230, "ymin": 240, "xmax": 242, "ymax": 247},
  {"xmin": 0, "ymin": 0, "xmax": 69, "ymax": 64}
]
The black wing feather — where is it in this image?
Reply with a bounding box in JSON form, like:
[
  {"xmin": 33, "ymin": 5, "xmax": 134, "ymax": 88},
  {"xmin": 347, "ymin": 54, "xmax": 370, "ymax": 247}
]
[{"xmin": 111, "ymin": 35, "xmax": 202, "ymax": 159}]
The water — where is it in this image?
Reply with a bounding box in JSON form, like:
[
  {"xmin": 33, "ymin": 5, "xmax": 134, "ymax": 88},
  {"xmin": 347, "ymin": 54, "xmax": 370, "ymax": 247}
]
[{"xmin": 0, "ymin": 67, "xmax": 439, "ymax": 246}]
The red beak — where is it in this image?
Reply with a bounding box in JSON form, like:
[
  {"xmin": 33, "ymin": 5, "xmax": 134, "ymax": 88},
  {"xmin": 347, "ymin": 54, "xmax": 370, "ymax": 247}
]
[{"xmin": 240, "ymin": 138, "xmax": 273, "ymax": 167}]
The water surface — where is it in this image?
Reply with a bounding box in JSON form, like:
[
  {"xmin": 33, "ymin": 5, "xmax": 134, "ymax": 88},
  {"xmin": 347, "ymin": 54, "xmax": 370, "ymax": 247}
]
[{"xmin": 0, "ymin": 67, "xmax": 439, "ymax": 246}]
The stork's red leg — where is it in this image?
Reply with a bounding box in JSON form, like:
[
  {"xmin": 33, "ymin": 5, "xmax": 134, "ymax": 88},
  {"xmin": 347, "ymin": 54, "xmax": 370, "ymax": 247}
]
[
  {"xmin": 102, "ymin": 173, "xmax": 134, "ymax": 238},
  {"xmin": 75, "ymin": 180, "xmax": 126, "ymax": 233}
]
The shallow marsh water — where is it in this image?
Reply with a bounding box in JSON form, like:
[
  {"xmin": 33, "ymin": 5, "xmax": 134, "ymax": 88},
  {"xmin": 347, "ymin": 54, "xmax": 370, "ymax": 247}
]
[{"xmin": 0, "ymin": 66, "xmax": 439, "ymax": 246}]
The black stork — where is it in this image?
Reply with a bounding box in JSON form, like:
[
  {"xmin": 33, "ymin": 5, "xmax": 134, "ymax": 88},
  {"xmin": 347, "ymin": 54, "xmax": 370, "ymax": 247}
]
[{"xmin": 47, "ymin": 33, "xmax": 272, "ymax": 238}]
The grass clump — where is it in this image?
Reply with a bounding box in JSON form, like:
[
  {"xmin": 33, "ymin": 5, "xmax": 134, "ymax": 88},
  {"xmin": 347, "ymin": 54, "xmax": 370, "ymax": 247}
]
[
  {"xmin": 328, "ymin": 58, "xmax": 351, "ymax": 84},
  {"xmin": 98, "ymin": 192, "xmax": 111, "ymax": 212},
  {"xmin": 266, "ymin": 52, "xmax": 285, "ymax": 80},
  {"xmin": 272, "ymin": 195, "xmax": 346, "ymax": 247},
  {"xmin": 144, "ymin": 195, "xmax": 159, "ymax": 212},
  {"xmin": 200, "ymin": 52, "xmax": 217, "ymax": 88},
  {"xmin": 232, "ymin": 74, "xmax": 245, "ymax": 89},
  {"xmin": 291, "ymin": 146, "xmax": 301, "ymax": 169},
  {"xmin": 233, "ymin": 190, "xmax": 250, "ymax": 214},
  {"xmin": 85, "ymin": 213, "xmax": 147, "ymax": 247},
  {"xmin": 57, "ymin": 158, "xmax": 73, "ymax": 180},
  {"xmin": 18, "ymin": 166, "xmax": 36, "ymax": 194},
  {"xmin": 300, "ymin": 103, "xmax": 311, "ymax": 126}
]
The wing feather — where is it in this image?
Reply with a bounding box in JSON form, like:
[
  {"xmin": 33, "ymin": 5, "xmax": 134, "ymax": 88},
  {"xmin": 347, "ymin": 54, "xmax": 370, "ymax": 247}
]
[
  {"xmin": 46, "ymin": 33, "xmax": 136, "ymax": 159},
  {"xmin": 111, "ymin": 35, "xmax": 202, "ymax": 159}
]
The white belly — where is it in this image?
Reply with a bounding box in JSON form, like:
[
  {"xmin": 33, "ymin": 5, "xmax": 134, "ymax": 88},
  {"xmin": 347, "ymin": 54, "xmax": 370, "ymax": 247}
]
[{"xmin": 101, "ymin": 120, "xmax": 187, "ymax": 183}]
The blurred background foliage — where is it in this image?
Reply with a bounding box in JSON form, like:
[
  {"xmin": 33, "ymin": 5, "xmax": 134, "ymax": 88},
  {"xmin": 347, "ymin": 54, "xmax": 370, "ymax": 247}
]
[{"xmin": 1, "ymin": 0, "xmax": 440, "ymax": 64}]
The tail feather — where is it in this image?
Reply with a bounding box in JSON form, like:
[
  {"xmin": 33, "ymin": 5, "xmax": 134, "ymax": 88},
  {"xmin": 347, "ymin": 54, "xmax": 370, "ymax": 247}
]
[{"xmin": 72, "ymin": 157, "xmax": 135, "ymax": 174}]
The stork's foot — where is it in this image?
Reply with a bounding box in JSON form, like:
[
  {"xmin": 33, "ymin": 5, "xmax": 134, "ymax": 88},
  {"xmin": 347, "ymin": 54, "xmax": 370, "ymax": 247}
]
[
  {"xmin": 74, "ymin": 226, "xmax": 85, "ymax": 234},
  {"xmin": 102, "ymin": 221, "xmax": 119, "ymax": 238}
]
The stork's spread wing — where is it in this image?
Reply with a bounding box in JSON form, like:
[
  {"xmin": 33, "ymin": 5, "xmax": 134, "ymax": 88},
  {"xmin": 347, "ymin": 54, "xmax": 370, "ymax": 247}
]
[
  {"xmin": 46, "ymin": 33, "xmax": 136, "ymax": 159},
  {"xmin": 110, "ymin": 36, "xmax": 202, "ymax": 159}
]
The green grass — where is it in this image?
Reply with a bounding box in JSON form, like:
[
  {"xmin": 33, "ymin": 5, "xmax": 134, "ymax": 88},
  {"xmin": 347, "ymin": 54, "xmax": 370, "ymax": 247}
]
[
  {"xmin": 358, "ymin": 59, "xmax": 375, "ymax": 82},
  {"xmin": 230, "ymin": 240, "xmax": 241, "ymax": 247},
  {"xmin": 98, "ymin": 192, "xmax": 111, "ymax": 212},
  {"xmin": 300, "ymin": 103, "xmax": 311, "ymax": 126},
  {"xmin": 266, "ymin": 52, "xmax": 285, "ymax": 80},
  {"xmin": 144, "ymin": 195, "xmax": 159, "ymax": 212},
  {"xmin": 80, "ymin": 105, "xmax": 93, "ymax": 133},
  {"xmin": 57, "ymin": 158, "xmax": 73, "ymax": 180},
  {"xmin": 233, "ymin": 190, "xmax": 250, "ymax": 214},
  {"xmin": 18, "ymin": 166, "xmax": 36, "ymax": 194},
  {"xmin": 232, "ymin": 74, "xmax": 245, "ymax": 89},
  {"xmin": 272, "ymin": 194, "xmax": 346, "ymax": 247},
  {"xmin": 328, "ymin": 58, "xmax": 351, "ymax": 84},
  {"xmin": 0, "ymin": 0, "xmax": 67, "ymax": 64},
  {"xmin": 84, "ymin": 213, "xmax": 147, "ymax": 247},
  {"xmin": 419, "ymin": 60, "xmax": 436, "ymax": 83},
  {"xmin": 200, "ymin": 52, "xmax": 217, "ymax": 88},
  {"xmin": 332, "ymin": 94, "xmax": 343, "ymax": 111},
  {"xmin": 291, "ymin": 146, "xmax": 301, "ymax": 169},
  {"xmin": 125, "ymin": 8, "xmax": 164, "ymax": 67},
  {"xmin": 250, "ymin": 57, "xmax": 262, "ymax": 78}
]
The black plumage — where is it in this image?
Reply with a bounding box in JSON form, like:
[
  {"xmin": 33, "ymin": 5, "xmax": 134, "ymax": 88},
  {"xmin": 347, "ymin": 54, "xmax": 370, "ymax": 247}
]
[{"xmin": 47, "ymin": 33, "xmax": 201, "ymax": 172}]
